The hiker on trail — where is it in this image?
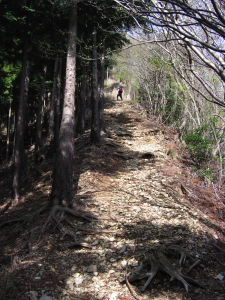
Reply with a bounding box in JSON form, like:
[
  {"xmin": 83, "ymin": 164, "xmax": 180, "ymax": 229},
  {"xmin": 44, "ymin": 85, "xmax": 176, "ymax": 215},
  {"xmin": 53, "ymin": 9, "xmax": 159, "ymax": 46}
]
[{"xmin": 117, "ymin": 87, "xmax": 123, "ymax": 100}]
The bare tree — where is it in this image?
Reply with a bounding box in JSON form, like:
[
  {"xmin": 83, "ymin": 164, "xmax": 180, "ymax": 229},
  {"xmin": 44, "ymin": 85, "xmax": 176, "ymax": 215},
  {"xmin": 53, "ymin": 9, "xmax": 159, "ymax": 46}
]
[
  {"xmin": 114, "ymin": 0, "xmax": 225, "ymax": 106},
  {"xmin": 112, "ymin": 26, "xmax": 225, "ymax": 184}
]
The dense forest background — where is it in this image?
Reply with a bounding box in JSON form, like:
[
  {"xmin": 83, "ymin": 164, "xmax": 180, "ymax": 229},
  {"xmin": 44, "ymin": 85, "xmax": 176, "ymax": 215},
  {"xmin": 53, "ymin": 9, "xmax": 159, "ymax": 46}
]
[
  {"xmin": 0, "ymin": 0, "xmax": 135, "ymax": 203},
  {"xmin": 1, "ymin": 0, "xmax": 225, "ymax": 202}
]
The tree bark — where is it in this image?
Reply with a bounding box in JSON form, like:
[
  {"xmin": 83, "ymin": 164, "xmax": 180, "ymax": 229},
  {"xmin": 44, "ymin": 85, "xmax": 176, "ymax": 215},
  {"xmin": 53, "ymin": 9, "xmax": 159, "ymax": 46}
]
[
  {"xmin": 54, "ymin": 55, "xmax": 62, "ymax": 152},
  {"xmin": 6, "ymin": 100, "xmax": 12, "ymax": 162},
  {"xmin": 76, "ymin": 63, "xmax": 87, "ymax": 135},
  {"xmin": 90, "ymin": 28, "xmax": 101, "ymax": 144},
  {"xmin": 49, "ymin": 59, "xmax": 58, "ymax": 138},
  {"xmin": 35, "ymin": 65, "xmax": 47, "ymax": 161},
  {"xmin": 12, "ymin": 31, "xmax": 29, "ymax": 202},
  {"xmin": 99, "ymin": 41, "xmax": 106, "ymax": 132},
  {"xmin": 51, "ymin": 0, "xmax": 77, "ymax": 206}
]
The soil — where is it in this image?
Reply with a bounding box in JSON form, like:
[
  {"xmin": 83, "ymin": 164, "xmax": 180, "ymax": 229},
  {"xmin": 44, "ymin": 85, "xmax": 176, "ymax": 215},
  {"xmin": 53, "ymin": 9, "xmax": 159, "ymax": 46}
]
[{"xmin": 0, "ymin": 79, "xmax": 225, "ymax": 300}]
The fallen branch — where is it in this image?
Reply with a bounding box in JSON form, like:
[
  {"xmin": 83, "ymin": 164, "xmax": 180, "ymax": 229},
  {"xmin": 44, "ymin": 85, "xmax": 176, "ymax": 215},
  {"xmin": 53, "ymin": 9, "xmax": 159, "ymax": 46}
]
[
  {"xmin": 125, "ymin": 262, "xmax": 145, "ymax": 300},
  {"xmin": 141, "ymin": 255, "xmax": 160, "ymax": 292},
  {"xmin": 186, "ymin": 259, "xmax": 201, "ymax": 274}
]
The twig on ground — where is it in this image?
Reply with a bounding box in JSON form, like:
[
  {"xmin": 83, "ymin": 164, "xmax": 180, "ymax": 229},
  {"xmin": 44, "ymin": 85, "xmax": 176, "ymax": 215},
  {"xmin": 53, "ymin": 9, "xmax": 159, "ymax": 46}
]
[
  {"xmin": 125, "ymin": 261, "xmax": 145, "ymax": 300},
  {"xmin": 186, "ymin": 259, "xmax": 201, "ymax": 274}
]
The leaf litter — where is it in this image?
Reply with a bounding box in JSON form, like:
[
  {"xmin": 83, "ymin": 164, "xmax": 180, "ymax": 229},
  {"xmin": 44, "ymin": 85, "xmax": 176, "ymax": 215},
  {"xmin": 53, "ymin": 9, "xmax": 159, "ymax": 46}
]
[{"xmin": 0, "ymin": 80, "xmax": 225, "ymax": 300}]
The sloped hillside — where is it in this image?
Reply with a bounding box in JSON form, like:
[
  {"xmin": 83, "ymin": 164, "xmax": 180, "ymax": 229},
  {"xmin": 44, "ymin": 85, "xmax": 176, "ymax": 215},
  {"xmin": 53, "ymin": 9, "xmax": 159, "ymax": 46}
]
[{"xmin": 0, "ymin": 79, "xmax": 225, "ymax": 300}]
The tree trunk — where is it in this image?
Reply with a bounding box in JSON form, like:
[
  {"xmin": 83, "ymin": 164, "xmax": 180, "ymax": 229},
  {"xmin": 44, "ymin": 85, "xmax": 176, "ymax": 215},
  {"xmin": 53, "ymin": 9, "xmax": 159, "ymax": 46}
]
[
  {"xmin": 99, "ymin": 41, "xmax": 106, "ymax": 132},
  {"xmin": 90, "ymin": 28, "xmax": 101, "ymax": 144},
  {"xmin": 54, "ymin": 55, "xmax": 63, "ymax": 152},
  {"xmin": 51, "ymin": 0, "xmax": 77, "ymax": 206},
  {"xmin": 49, "ymin": 59, "xmax": 58, "ymax": 138},
  {"xmin": 12, "ymin": 33, "xmax": 29, "ymax": 202},
  {"xmin": 6, "ymin": 100, "xmax": 12, "ymax": 162},
  {"xmin": 35, "ymin": 65, "xmax": 47, "ymax": 161},
  {"xmin": 76, "ymin": 63, "xmax": 87, "ymax": 135}
]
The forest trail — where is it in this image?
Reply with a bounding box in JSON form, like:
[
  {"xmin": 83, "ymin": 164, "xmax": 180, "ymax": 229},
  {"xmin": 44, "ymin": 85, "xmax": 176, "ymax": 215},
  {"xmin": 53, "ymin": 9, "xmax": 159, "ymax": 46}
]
[{"xmin": 1, "ymin": 79, "xmax": 225, "ymax": 300}]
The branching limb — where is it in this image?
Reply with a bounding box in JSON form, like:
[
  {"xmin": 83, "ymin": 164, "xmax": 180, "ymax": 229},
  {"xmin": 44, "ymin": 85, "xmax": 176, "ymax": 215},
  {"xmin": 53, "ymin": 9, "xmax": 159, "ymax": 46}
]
[
  {"xmin": 156, "ymin": 252, "xmax": 189, "ymax": 292},
  {"xmin": 126, "ymin": 248, "xmax": 203, "ymax": 295}
]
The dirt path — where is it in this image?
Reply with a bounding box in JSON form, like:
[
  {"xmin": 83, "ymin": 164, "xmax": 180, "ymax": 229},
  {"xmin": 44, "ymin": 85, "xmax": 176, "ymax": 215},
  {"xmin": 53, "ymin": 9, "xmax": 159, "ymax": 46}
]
[{"xmin": 1, "ymin": 80, "xmax": 225, "ymax": 300}]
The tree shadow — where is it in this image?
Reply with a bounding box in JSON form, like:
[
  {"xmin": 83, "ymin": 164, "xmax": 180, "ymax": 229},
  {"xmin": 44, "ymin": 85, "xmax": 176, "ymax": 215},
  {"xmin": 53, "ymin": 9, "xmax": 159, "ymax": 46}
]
[
  {"xmin": 1, "ymin": 218, "xmax": 224, "ymax": 299},
  {"xmin": 0, "ymin": 97, "xmax": 225, "ymax": 300}
]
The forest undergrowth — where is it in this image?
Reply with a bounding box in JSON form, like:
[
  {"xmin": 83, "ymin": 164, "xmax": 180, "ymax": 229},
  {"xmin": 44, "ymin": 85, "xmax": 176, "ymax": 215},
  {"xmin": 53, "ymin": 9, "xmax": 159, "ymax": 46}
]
[{"xmin": 0, "ymin": 79, "xmax": 225, "ymax": 300}]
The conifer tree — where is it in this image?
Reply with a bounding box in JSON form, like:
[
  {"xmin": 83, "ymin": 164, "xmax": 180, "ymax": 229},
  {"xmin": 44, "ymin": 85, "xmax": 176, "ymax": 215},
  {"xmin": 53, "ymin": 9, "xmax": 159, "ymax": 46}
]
[{"xmin": 51, "ymin": 0, "xmax": 77, "ymax": 206}]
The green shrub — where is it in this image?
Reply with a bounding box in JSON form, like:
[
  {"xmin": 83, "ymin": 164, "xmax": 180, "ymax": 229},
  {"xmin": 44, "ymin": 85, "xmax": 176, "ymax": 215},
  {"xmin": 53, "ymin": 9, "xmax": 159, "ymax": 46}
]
[
  {"xmin": 199, "ymin": 168, "xmax": 215, "ymax": 181},
  {"xmin": 184, "ymin": 127, "xmax": 213, "ymax": 163}
]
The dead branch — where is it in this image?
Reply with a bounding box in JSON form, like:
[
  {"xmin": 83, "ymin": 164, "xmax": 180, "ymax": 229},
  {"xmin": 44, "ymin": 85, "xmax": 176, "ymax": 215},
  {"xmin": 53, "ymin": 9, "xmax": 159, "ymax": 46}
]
[
  {"xmin": 141, "ymin": 255, "xmax": 160, "ymax": 292},
  {"xmin": 168, "ymin": 245, "xmax": 192, "ymax": 265},
  {"xmin": 186, "ymin": 259, "xmax": 201, "ymax": 275},
  {"xmin": 128, "ymin": 262, "xmax": 146, "ymax": 282},
  {"xmin": 125, "ymin": 262, "xmax": 145, "ymax": 300},
  {"xmin": 127, "ymin": 248, "xmax": 204, "ymax": 295},
  {"xmin": 154, "ymin": 251, "xmax": 189, "ymax": 292}
]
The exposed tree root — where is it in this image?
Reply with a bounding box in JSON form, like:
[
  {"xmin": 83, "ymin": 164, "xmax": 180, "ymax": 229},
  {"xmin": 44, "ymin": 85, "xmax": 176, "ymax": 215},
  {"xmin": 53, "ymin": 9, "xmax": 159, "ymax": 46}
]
[
  {"xmin": 64, "ymin": 218, "xmax": 118, "ymax": 235},
  {"xmin": 36, "ymin": 204, "xmax": 101, "ymax": 248},
  {"xmin": 0, "ymin": 201, "xmax": 12, "ymax": 217},
  {"xmin": 125, "ymin": 262, "xmax": 147, "ymax": 300},
  {"xmin": 0, "ymin": 217, "xmax": 25, "ymax": 228},
  {"xmin": 0, "ymin": 203, "xmax": 49, "ymax": 229},
  {"xmin": 186, "ymin": 259, "xmax": 201, "ymax": 274},
  {"xmin": 0, "ymin": 201, "xmax": 102, "ymax": 253},
  {"xmin": 127, "ymin": 247, "xmax": 204, "ymax": 295}
]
